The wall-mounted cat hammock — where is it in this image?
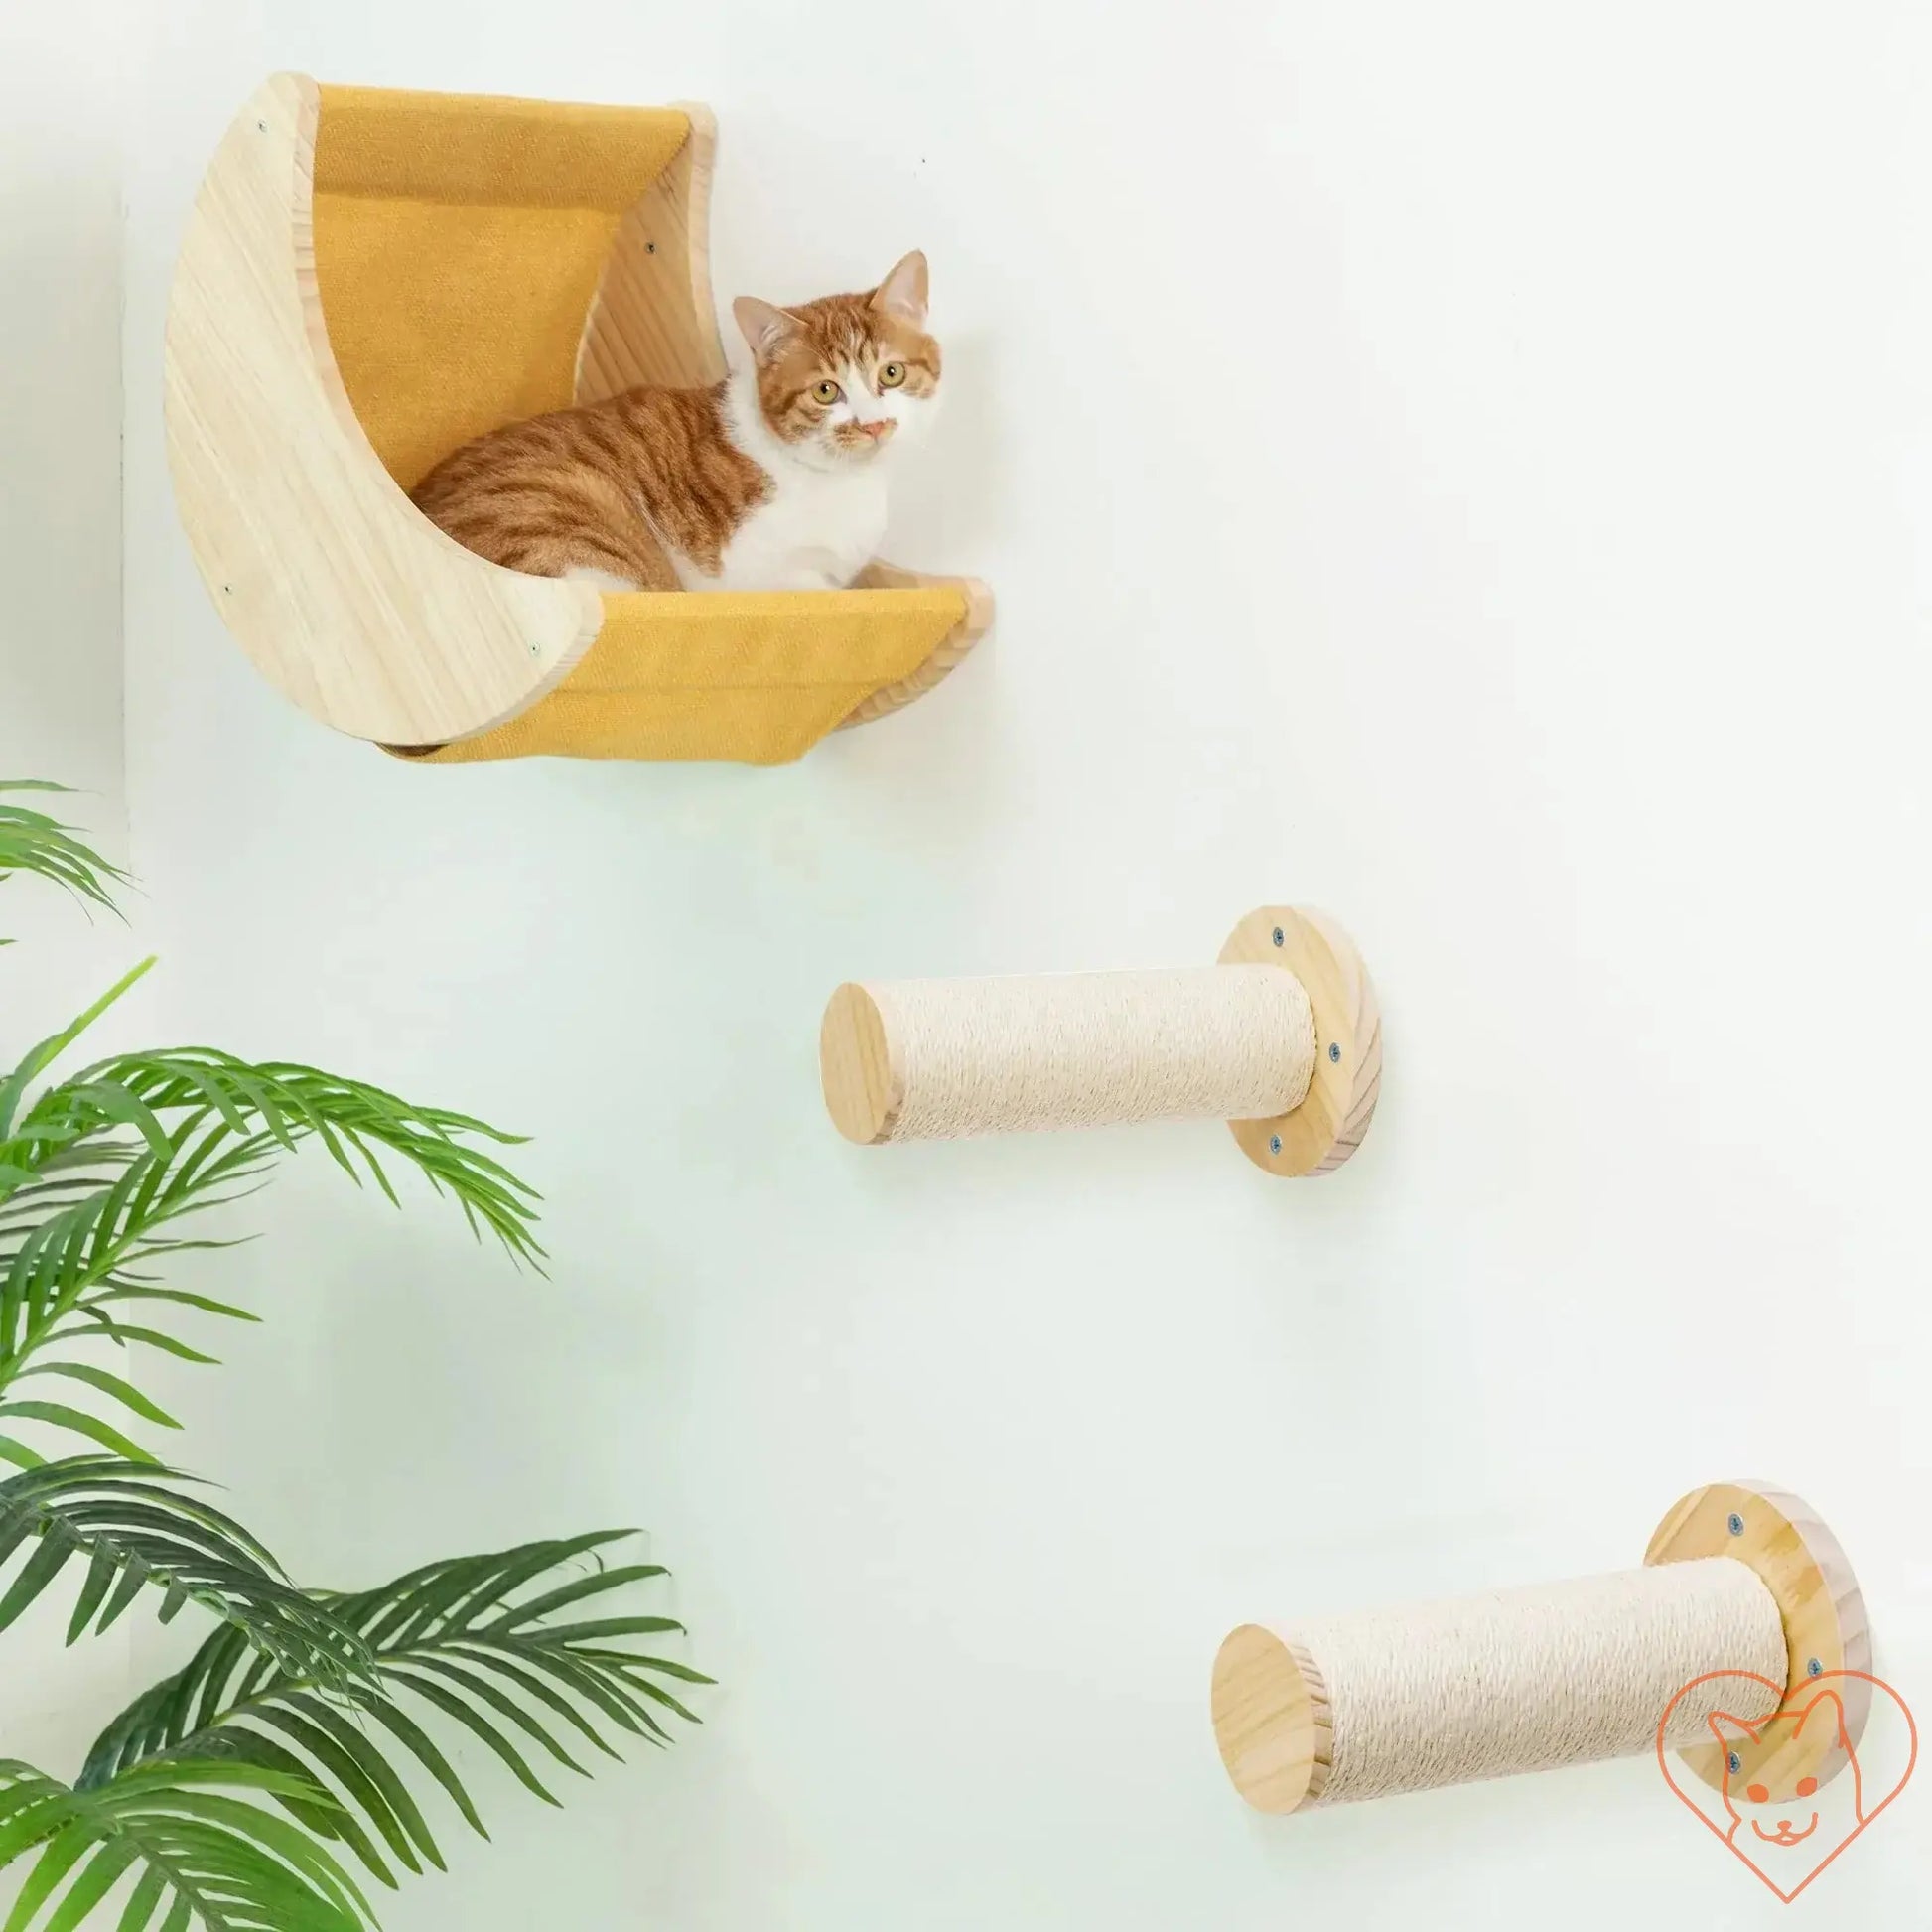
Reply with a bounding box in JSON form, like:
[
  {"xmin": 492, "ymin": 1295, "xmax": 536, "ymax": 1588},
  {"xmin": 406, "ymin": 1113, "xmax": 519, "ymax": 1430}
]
[
  {"xmin": 1212, "ymin": 1482, "xmax": 1870, "ymax": 1814},
  {"xmin": 820, "ymin": 906, "xmax": 1379, "ymax": 1175},
  {"xmin": 164, "ymin": 75, "xmax": 991, "ymax": 765}
]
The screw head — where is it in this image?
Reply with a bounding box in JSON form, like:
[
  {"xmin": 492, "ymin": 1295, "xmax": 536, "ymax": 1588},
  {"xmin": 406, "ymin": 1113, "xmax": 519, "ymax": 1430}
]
[
  {"xmin": 1727, "ymin": 1513, "xmax": 1744, "ymax": 1537},
  {"xmin": 1271, "ymin": 926, "xmax": 1285, "ymax": 947},
  {"xmin": 645, "ymin": 240, "xmax": 657, "ymax": 254},
  {"xmin": 1808, "ymin": 1657, "xmax": 1823, "ymax": 1677},
  {"xmin": 1269, "ymin": 1135, "xmax": 1282, "ymax": 1156},
  {"xmin": 1328, "ymin": 1041, "xmax": 1342, "ymax": 1063},
  {"xmin": 1727, "ymin": 1750, "xmax": 1741, "ymax": 1774}
]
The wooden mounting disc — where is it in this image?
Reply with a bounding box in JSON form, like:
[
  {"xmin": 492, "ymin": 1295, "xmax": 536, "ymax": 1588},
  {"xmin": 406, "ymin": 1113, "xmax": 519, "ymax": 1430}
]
[
  {"xmin": 1645, "ymin": 1481, "xmax": 1871, "ymax": 1796},
  {"xmin": 1220, "ymin": 907, "xmax": 1380, "ymax": 1176},
  {"xmin": 1211, "ymin": 1624, "xmax": 1332, "ymax": 1815}
]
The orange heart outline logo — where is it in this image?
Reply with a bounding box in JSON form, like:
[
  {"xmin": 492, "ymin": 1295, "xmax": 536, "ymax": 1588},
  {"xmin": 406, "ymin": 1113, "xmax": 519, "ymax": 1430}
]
[{"xmin": 1655, "ymin": 1670, "xmax": 1918, "ymax": 1902}]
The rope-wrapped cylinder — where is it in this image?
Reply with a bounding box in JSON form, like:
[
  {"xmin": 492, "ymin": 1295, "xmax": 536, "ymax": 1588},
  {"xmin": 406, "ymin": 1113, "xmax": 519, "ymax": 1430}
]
[
  {"xmin": 1212, "ymin": 1482, "xmax": 1870, "ymax": 1815},
  {"xmin": 825, "ymin": 967, "xmax": 1314, "ymax": 1141},
  {"xmin": 819, "ymin": 905, "xmax": 1381, "ymax": 1176}
]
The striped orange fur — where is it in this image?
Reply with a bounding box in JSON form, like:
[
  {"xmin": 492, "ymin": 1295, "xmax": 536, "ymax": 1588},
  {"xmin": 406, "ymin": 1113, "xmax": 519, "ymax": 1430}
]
[{"xmin": 411, "ymin": 252, "xmax": 942, "ymax": 593}]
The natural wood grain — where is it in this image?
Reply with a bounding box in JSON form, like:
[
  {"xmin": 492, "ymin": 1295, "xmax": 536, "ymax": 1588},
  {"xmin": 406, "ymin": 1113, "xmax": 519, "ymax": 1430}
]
[
  {"xmin": 1647, "ymin": 1481, "xmax": 1872, "ymax": 1796},
  {"xmin": 1219, "ymin": 906, "xmax": 1380, "ymax": 1176},
  {"xmin": 837, "ymin": 564, "xmax": 994, "ymax": 727},
  {"xmin": 1210, "ymin": 1624, "xmax": 1334, "ymax": 1815},
  {"xmin": 820, "ymin": 983, "xmax": 901, "ymax": 1145},
  {"xmin": 165, "ymin": 74, "xmax": 602, "ymax": 747},
  {"xmin": 575, "ymin": 105, "xmax": 728, "ymax": 401}
]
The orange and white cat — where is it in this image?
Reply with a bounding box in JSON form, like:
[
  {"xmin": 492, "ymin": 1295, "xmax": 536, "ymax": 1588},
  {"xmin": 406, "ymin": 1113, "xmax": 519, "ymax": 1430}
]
[{"xmin": 410, "ymin": 251, "xmax": 939, "ymax": 595}]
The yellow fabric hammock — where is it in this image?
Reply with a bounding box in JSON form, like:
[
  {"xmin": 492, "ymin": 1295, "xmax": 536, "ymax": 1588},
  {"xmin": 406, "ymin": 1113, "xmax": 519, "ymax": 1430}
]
[{"xmin": 165, "ymin": 75, "xmax": 991, "ymax": 765}]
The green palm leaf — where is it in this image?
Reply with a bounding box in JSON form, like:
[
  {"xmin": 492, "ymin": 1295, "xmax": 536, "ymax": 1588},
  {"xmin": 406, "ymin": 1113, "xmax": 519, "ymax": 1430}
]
[
  {"xmin": 2, "ymin": 1049, "xmax": 542, "ymax": 1265},
  {"xmin": 0, "ymin": 1460, "xmax": 368, "ymax": 1686},
  {"xmin": 0, "ymin": 1757, "xmax": 372, "ymax": 1931},
  {"xmin": 1, "ymin": 1035, "xmax": 542, "ymax": 1461},
  {"xmin": 0, "ymin": 785, "xmax": 128, "ymax": 938},
  {"xmin": 78, "ymin": 1533, "xmax": 707, "ymax": 1889}
]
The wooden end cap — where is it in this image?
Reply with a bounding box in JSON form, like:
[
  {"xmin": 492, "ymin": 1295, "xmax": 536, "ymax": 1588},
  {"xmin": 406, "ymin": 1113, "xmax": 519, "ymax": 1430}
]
[
  {"xmin": 1210, "ymin": 1623, "xmax": 1333, "ymax": 1815},
  {"xmin": 820, "ymin": 983, "xmax": 900, "ymax": 1144}
]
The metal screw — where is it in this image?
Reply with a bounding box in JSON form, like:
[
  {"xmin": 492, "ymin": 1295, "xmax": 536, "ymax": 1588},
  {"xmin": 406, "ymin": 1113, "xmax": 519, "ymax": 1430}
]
[
  {"xmin": 645, "ymin": 241, "xmax": 657, "ymax": 254},
  {"xmin": 1269, "ymin": 1135, "xmax": 1282, "ymax": 1156},
  {"xmin": 1808, "ymin": 1658, "xmax": 1823, "ymax": 1677},
  {"xmin": 1727, "ymin": 1513, "xmax": 1744, "ymax": 1537},
  {"xmin": 529, "ymin": 642, "xmax": 541, "ymax": 655},
  {"xmin": 257, "ymin": 120, "xmax": 268, "ymax": 132},
  {"xmin": 221, "ymin": 584, "xmax": 232, "ymax": 595},
  {"xmin": 1328, "ymin": 1042, "xmax": 1342, "ymax": 1063},
  {"xmin": 1271, "ymin": 926, "xmax": 1284, "ymax": 947},
  {"xmin": 1727, "ymin": 1750, "xmax": 1741, "ymax": 1774}
]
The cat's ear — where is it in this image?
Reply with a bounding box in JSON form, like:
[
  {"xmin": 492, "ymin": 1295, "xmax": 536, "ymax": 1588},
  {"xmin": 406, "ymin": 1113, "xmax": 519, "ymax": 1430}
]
[
  {"xmin": 871, "ymin": 250, "xmax": 929, "ymax": 327},
  {"xmin": 733, "ymin": 297, "xmax": 804, "ymax": 361}
]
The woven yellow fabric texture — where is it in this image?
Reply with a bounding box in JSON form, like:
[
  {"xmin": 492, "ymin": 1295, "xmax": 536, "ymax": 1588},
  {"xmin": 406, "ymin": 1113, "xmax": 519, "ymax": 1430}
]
[
  {"xmin": 313, "ymin": 85, "xmax": 689, "ymax": 489},
  {"xmin": 310, "ymin": 83, "xmax": 971, "ymax": 766},
  {"xmin": 394, "ymin": 586, "xmax": 966, "ymax": 765}
]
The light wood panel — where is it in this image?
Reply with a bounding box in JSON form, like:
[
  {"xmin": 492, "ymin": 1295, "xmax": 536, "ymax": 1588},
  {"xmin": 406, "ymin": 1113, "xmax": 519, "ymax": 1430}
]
[
  {"xmin": 165, "ymin": 74, "xmax": 602, "ymax": 747},
  {"xmin": 839, "ymin": 564, "xmax": 994, "ymax": 727},
  {"xmin": 575, "ymin": 105, "xmax": 729, "ymax": 400}
]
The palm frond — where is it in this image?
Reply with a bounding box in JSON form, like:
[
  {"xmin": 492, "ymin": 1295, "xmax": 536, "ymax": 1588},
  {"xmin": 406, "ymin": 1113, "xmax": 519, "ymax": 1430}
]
[
  {"xmin": 0, "ymin": 1459, "xmax": 368, "ymax": 1689},
  {"xmin": 0, "ymin": 1757, "xmax": 372, "ymax": 1931},
  {"xmin": 0, "ymin": 785, "xmax": 128, "ymax": 936},
  {"xmin": 1, "ymin": 1040, "xmax": 543, "ymax": 1268},
  {"xmin": 0, "ymin": 1114, "xmax": 276, "ymax": 1459},
  {"xmin": 78, "ymin": 1534, "xmax": 708, "ymax": 1889},
  {"xmin": 1, "ymin": 1049, "xmax": 541, "ymax": 1461}
]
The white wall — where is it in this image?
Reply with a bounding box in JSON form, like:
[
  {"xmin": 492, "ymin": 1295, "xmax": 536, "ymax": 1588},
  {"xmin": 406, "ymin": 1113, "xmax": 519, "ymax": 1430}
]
[
  {"xmin": 0, "ymin": 0, "xmax": 138, "ymax": 1783},
  {"xmin": 111, "ymin": 3, "xmax": 1931, "ymax": 1927}
]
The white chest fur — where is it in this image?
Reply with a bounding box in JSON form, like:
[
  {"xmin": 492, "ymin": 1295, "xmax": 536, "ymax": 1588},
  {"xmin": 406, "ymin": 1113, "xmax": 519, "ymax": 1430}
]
[
  {"xmin": 674, "ymin": 371, "xmax": 895, "ymax": 592},
  {"xmin": 696, "ymin": 460, "xmax": 889, "ymax": 593}
]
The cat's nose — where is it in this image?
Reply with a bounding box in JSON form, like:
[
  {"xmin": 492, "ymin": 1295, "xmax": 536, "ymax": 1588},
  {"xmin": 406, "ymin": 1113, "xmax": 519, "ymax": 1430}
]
[{"xmin": 857, "ymin": 420, "xmax": 896, "ymax": 441}]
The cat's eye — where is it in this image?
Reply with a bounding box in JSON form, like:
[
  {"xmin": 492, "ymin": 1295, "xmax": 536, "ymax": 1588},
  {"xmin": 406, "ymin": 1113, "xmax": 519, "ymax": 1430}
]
[
  {"xmin": 1796, "ymin": 1776, "xmax": 1819, "ymax": 1797},
  {"xmin": 813, "ymin": 379, "xmax": 842, "ymax": 405},
  {"xmin": 878, "ymin": 361, "xmax": 907, "ymax": 389}
]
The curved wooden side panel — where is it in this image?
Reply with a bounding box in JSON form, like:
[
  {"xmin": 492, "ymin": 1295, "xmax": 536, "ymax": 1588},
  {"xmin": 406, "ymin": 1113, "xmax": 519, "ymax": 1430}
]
[
  {"xmin": 165, "ymin": 73, "xmax": 601, "ymax": 747},
  {"xmin": 838, "ymin": 564, "xmax": 994, "ymax": 727},
  {"xmin": 576, "ymin": 104, "xmax": 729, "ymax": 400}
]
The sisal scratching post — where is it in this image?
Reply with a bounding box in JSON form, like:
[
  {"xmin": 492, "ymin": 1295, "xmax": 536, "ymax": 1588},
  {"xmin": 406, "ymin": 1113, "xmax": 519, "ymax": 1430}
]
[
  {"xmin": 820, "ymin": 906, "xmax": 1380, "ymax": 1176},
  {"xmin": 1212, "ymin": 1482, "xmax": 1870, "ymax": 1814}
]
